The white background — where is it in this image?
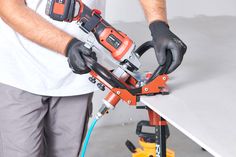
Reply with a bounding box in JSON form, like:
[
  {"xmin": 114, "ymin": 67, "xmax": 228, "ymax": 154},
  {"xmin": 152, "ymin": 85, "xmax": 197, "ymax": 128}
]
[{"xmin": 105, "ymin": 0, "xmax": 236, "ymax": 23}]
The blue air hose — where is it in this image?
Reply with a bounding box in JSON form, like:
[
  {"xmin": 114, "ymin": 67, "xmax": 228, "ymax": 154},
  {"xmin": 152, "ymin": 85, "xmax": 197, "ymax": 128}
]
[{"xmin": 80, "ymin": 117, "xmax": 98, "ymax": 157}]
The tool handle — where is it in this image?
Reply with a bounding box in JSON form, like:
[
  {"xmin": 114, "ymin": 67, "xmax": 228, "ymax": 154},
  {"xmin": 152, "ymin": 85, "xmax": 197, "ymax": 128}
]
[
  {"xmin": 136, "ymin": 121, "xmax": 156, "ymax": 143},
  {"xmin": 83, "ymin": 55, "xmax": 130, "ymax": 90},
  {"xmin": 125, "ymin": 140, "xmax": 137, "ymax": 153},
  {"xmin": 135, "ymin": 41, "xmax": 172, "ymax": 83},
  {"xmin": 136, "ymin": 120, "xmax": 170, "ymax": 143}
]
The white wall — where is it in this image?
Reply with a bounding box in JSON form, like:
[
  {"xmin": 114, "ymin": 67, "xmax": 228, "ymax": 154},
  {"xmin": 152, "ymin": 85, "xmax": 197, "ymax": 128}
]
[{"xmin": 105, "ymin": 0, "xmax": 236, "ymax": 23}]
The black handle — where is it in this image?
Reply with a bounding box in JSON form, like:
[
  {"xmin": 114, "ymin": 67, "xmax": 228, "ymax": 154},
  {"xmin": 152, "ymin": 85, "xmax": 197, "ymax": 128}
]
[
  {"xmin": 136, "ymin": 120, "xmax": 156, "ymax": 143},
  {"xmin": 83, "ymin": 55, "xmax": 129, "ymax": 90},
  {"xmin": 135, "ymin": 41, "xmax": 172, "ymax": 83},
  {"xmin": 125, "ymin": 140, "xmax": 137, "ymax": 153},
  {"xmin": 136, "ymin": 120, "xmax": 170, "ymax": 142}
]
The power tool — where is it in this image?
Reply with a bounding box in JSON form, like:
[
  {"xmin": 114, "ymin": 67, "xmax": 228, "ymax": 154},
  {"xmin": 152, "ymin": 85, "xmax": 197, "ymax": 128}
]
[{"xmin": 46, "ymin": 0, "xmax": 174, "ymax": 157}]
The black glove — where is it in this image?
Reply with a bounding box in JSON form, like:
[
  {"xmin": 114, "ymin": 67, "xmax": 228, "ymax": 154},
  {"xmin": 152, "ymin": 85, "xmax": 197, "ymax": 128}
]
[
  {"xmin": 149, "ymin": 20, "xmax": 187, "ymax": 73},
  {"xmin": 66, "ymin": 38, "xmax": 97, "ymax": 74}
]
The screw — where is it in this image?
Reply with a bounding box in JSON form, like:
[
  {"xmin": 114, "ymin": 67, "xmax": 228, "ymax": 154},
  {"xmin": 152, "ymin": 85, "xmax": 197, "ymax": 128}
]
[
  {"xmin": 116, "ymin": 91, "xmax": 121, "ymax": 95},
  {"xmin": 163, "ymin": 77, "xmax": 167, "ymax": 80},
  {"xmin": 145, "ymin": 88, "xmax": 149, "ymax": 92},
  {"xmin": 127, "ymin": 100, "xmax": 131, "ymax": 104}
]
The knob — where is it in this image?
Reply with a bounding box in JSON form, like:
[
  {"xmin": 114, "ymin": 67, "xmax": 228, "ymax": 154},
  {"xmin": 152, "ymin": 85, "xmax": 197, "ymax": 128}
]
[
  {"xmin": 97, "ymin": 83, "xmax": 105, "ymax": 91},
  {"xmin": 89, "ymin": 77, "xmax": 96, "ymax": 84}
]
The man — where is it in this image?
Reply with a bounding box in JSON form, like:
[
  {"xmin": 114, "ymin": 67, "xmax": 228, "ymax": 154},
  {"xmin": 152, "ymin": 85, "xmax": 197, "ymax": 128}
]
[{"xmin": 0, "ymin": 0, "xmax": 186, "ymax": 157}]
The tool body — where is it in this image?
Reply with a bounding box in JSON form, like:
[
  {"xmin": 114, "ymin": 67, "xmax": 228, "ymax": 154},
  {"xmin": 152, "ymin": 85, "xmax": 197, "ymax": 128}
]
[
  {"xmin": 46, "ymin": 0, "xmax": 170, "ymax": 108},
  {"xmin": 46, "ymin": 1, "xmax": 174, "ymax": 156}
]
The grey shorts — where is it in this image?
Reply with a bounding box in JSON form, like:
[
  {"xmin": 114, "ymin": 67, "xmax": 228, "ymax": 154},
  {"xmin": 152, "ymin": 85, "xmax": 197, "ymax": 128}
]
[{"xmin": 0, "ymin": 83, "xmax": 93, "ymax": 157}]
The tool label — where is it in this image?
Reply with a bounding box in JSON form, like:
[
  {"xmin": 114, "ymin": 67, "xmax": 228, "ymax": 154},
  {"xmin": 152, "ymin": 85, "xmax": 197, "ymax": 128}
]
[
  {"xmin": 156, "ymin": 144, "xmax": 161, "ymax": 157},
  {"xmin": 56, "ymin": 0, "xmax": 65, "ymax": 4},
  {"xmin": 106, "ymin": 34, "xmax": 121, "ymax": 49}
]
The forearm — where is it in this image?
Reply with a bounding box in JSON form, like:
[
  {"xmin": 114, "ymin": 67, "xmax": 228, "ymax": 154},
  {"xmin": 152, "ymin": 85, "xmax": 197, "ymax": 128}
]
[
  {"xmin": 140, "ymin": 0, "xmax": 167, "ymax": 24},
  {"xmin": 0, "ymin": 1, "xmax": 72, "ymax": 56}
]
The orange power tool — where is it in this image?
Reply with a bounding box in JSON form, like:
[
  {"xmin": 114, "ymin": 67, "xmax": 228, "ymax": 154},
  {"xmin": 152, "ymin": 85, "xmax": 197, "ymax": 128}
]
[
  {"xmin": 46, "ymin": 1, "xmax": 173, "ymax": 156},
  {"xmin": 47, "ymin": 0, "xmax": 172, "ymax": 110}
]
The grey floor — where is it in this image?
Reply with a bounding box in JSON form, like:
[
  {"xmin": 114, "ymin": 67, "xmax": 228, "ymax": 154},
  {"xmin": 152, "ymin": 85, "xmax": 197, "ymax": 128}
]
[{"xmin": 86, "ymin": 123, "xmax": 213, "ymax": 157}]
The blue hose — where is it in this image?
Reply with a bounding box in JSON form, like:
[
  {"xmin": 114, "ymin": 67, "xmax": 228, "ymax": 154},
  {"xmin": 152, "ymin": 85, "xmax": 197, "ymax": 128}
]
[{"xmin": 80, "ymin": 118, "xmax": 98, "ymax": 157}]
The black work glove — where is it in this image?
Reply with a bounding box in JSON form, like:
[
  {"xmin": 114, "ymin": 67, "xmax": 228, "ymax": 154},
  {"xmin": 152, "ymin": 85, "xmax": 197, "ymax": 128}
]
[
  {"xmin": 66, "ymin": 38, "xmax": 97, "ymax": 74},
  {"xmin": 149, "ymin": 20, "xmax": 187, "ymax": 74}
]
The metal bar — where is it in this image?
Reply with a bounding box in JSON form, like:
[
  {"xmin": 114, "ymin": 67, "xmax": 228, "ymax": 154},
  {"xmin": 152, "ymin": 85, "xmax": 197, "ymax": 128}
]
[{"xmin": 159, "ymin": 118, "xmax": 167, "ymax": 157}]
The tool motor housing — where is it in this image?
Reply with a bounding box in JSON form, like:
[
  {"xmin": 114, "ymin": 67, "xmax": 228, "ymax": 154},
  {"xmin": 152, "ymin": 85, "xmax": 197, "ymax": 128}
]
[{"xmin": 46, "ymin": 0, "xmax": 139, "ymax": 69}]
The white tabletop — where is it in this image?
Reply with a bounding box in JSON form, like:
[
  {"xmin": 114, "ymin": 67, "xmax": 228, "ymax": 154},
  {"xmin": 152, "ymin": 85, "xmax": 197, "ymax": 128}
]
[{"xmin": 124, "ymin": 16, "xmax": 236, "ymax": 157}]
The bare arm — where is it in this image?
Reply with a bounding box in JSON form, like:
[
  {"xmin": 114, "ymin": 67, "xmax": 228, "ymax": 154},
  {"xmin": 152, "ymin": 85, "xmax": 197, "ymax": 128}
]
[
  {"xmin": 0, "ymin": 0, "xmax": 73, "ymax": 56},
  {"xmin": 140, "ymin": 0, "xmax": 168, "ymax": 24},
  {"xmin": 140, "ymin": 0, "xmax": 187, "ymax": 74}
]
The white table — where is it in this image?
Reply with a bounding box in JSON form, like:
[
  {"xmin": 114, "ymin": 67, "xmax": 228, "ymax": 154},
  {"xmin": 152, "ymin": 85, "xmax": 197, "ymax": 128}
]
[{"xmin": 136, "ymin": 16, "xmax": 236, "ymax": 157}]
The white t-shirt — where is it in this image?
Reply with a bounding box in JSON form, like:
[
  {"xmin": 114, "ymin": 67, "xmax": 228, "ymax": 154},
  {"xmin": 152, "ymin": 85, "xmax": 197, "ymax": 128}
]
[{"xmin": 0, "ymin": 0, "xmax": 105, "ymax": 96}]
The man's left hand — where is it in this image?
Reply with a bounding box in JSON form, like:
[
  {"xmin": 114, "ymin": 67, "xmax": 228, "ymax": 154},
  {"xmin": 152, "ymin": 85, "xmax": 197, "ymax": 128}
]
[{"xmin": 149, "ymin": 20, "xmax": 187, "ymax": 74}]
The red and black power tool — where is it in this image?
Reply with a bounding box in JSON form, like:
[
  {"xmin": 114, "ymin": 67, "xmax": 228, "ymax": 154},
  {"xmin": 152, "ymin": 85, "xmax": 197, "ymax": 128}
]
[
  {"xmin": 46, "ymin": 0, "xmax": 172, "ymax": 109},
  {"xmin": 46, "ymin": 1, "xmax": 174, "ymax": 156}
]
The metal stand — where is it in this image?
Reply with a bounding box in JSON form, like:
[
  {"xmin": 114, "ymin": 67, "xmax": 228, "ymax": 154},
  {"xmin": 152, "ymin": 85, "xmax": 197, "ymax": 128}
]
[
  {"xmin": 148, "ymin": 108, "xmax": 168, "ymax": 157},
  {"xmin": 126, "ymin": 106, "xmax": 173, "ymax": 157}
]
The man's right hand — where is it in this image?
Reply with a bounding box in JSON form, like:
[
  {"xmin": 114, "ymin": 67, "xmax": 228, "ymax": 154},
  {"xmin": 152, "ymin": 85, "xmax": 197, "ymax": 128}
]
[{"xmin": 66, "ymin": 38, "xmax": 97, "ymax": 75}]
